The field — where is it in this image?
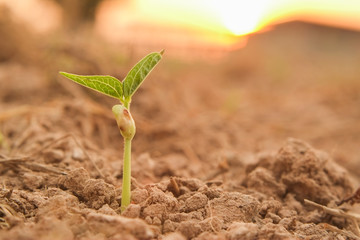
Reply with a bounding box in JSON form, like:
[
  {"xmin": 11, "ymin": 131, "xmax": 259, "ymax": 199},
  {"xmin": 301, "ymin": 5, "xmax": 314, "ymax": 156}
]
[{"xmin": 1, "ymin": 10, "xmax": 360, "ymax": 240}]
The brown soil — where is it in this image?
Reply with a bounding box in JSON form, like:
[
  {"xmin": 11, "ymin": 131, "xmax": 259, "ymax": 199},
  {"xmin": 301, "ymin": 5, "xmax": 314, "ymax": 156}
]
[{"xmin": 1, "ymin": 14, "xmax": 360, "ymax": 240}]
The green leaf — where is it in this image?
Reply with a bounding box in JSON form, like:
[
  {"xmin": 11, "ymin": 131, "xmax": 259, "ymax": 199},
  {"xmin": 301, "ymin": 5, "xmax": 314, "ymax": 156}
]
[
  {"xmin": 59, "ymin": 72, "xmax": 123, "ymax": 100},
  {"xmin": 123, "ymin": 50, "xmax": 163, "ymax": 100}
]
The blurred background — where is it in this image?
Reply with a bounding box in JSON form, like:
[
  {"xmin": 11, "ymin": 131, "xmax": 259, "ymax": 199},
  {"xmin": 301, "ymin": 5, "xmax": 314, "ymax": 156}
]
[{"xmin": 0, "ymin": 0, "xmax": 359, "ymax": 179}]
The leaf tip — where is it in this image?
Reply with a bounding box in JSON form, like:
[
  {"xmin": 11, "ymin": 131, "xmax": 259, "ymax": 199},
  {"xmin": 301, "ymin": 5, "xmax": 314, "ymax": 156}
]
[
  {"xmin": 160, "ymin": 49, "xmax": 165, "ymax": 55},
  {"xmin": 59, "ymin": 71, "xmax": 68, "ymax": 77}
]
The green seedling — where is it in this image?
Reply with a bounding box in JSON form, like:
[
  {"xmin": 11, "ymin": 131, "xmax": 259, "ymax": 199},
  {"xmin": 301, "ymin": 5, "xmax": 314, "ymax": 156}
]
[{"xmin": 60, "ymin": 50, "xmax": 164, "ymax": 211}]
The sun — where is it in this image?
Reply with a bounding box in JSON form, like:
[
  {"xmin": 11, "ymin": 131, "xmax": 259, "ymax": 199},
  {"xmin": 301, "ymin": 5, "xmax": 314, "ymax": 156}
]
[
  {"xmin": 131, "ymin": 0, "xmax": 273, "ymax": 36},
  {"xmin": 211, "ymin": 0, "xmax": 271, "ymax": 36},
  {"xmin": 96, "ymin": 0, "xmax": 275, "ymax": 46}
]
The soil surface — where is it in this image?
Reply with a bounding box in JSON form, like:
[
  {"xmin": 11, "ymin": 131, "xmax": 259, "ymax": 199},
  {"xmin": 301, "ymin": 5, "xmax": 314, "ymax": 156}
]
[{"xmin": 1, "ymin": 13, "xmax": 360, "ymax": 240}]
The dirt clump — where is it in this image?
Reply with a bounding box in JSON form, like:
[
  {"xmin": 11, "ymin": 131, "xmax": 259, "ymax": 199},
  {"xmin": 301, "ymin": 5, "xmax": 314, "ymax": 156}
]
[
  {"xmin": 209, "ymin": 192, "xmax": 259, "ymax": 227},
  {"xmin": 59, "ymin": 168, "xmax": 116, "ymax": 209},
  {"xmin": 244, "ymin": 138, "xmax": 353, "ymax": 204}
]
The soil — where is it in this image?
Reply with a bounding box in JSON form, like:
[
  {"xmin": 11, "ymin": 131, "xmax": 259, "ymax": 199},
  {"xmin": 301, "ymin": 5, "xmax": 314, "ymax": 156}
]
[{"xmin": 1, "ymin": 13, "xmax": 360, "ymax": 240}]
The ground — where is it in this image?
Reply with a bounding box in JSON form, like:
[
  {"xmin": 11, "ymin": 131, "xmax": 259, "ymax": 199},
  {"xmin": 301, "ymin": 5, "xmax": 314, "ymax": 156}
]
[{"xmin": 1, "ymin": 18, "xmax": 360, "ymax": 239}]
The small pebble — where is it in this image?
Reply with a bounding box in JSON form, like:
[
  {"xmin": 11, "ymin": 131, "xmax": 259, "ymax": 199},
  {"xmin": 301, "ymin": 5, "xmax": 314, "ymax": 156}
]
[{"xmin": 72, "ymin": 147, "xmax": 85, "ymax": 161}]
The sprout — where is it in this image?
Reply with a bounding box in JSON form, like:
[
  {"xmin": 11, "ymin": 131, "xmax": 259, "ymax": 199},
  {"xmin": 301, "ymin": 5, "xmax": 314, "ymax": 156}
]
[{"xmin": 60, "ymin": 50, "xmax": 164, "ymax": 211}]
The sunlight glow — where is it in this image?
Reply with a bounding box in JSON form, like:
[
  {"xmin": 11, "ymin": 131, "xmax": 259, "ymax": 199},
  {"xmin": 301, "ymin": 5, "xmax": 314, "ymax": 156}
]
[
  {"xmin": 211, "ymin": 0, "xmax": 272, "ymax": 35},
  {"xmin": 129, "ymin": 0, "xmax": 360, "ymax": 36},
  {"xmin": 134, "ymin": 0, "xmax": 225, "ymax": 33},
  {"xmin": 95, "ymin": 0, "xmax": 360, "ymax": 54},
  {"xmin": 132, "ymin": 0, "xmax": 273, "ymax": 36}
]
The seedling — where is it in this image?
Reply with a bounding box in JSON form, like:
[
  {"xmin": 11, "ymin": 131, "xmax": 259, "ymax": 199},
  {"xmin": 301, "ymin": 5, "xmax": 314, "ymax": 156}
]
[{"xmin": 60, "ymin": 50, "xmax": 164, "ymax": 211}]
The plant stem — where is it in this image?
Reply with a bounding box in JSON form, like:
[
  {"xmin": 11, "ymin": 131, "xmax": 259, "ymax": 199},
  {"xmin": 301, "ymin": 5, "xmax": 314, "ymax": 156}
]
[
  {"xmin": 121, "ymin": 137, "xmax": 132, "ymax": 212},
  {"xmin": 124, "ymin": 100, "xmax": 130, "ymax": 110}
]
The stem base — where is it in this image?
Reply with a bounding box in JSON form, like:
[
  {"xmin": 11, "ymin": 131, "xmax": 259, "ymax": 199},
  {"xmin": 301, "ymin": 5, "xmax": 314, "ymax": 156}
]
[{"xmin": 121, "ymin": 138, "xmax": 132, "ymax": 212}]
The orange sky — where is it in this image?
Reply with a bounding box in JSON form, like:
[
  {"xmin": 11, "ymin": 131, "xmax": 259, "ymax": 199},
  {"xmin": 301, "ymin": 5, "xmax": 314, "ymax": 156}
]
[
  {"xmin": 126, "ymin": 0, "xmax": 360, "ymax": 36},
  {"xmin": 93, "ymin": 0, "xmax": 360, "ymax": 52},
  {"xmin": 1, "ymin": 0, "xmax": 360, "ymax": 49}
]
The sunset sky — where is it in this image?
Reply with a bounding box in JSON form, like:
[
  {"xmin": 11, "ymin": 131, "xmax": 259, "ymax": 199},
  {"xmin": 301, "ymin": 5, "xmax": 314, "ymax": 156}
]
[
  {"xmin": 1, "ymin": 0, "xmax": 360, "ymax": 46},
  {"xmin": 128, "ymin": 0, "xmax": 360, "ymax": 36}
]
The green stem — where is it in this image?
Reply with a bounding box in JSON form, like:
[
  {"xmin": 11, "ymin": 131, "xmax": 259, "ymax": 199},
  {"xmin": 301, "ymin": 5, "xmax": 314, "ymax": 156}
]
[
  {"xmin": 121, "ymin": 137, "xmax": 132, "ymax": 212},
  {"xmin": 124, "ymin": 99, "xmax": 130, "ymax": 110}
]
